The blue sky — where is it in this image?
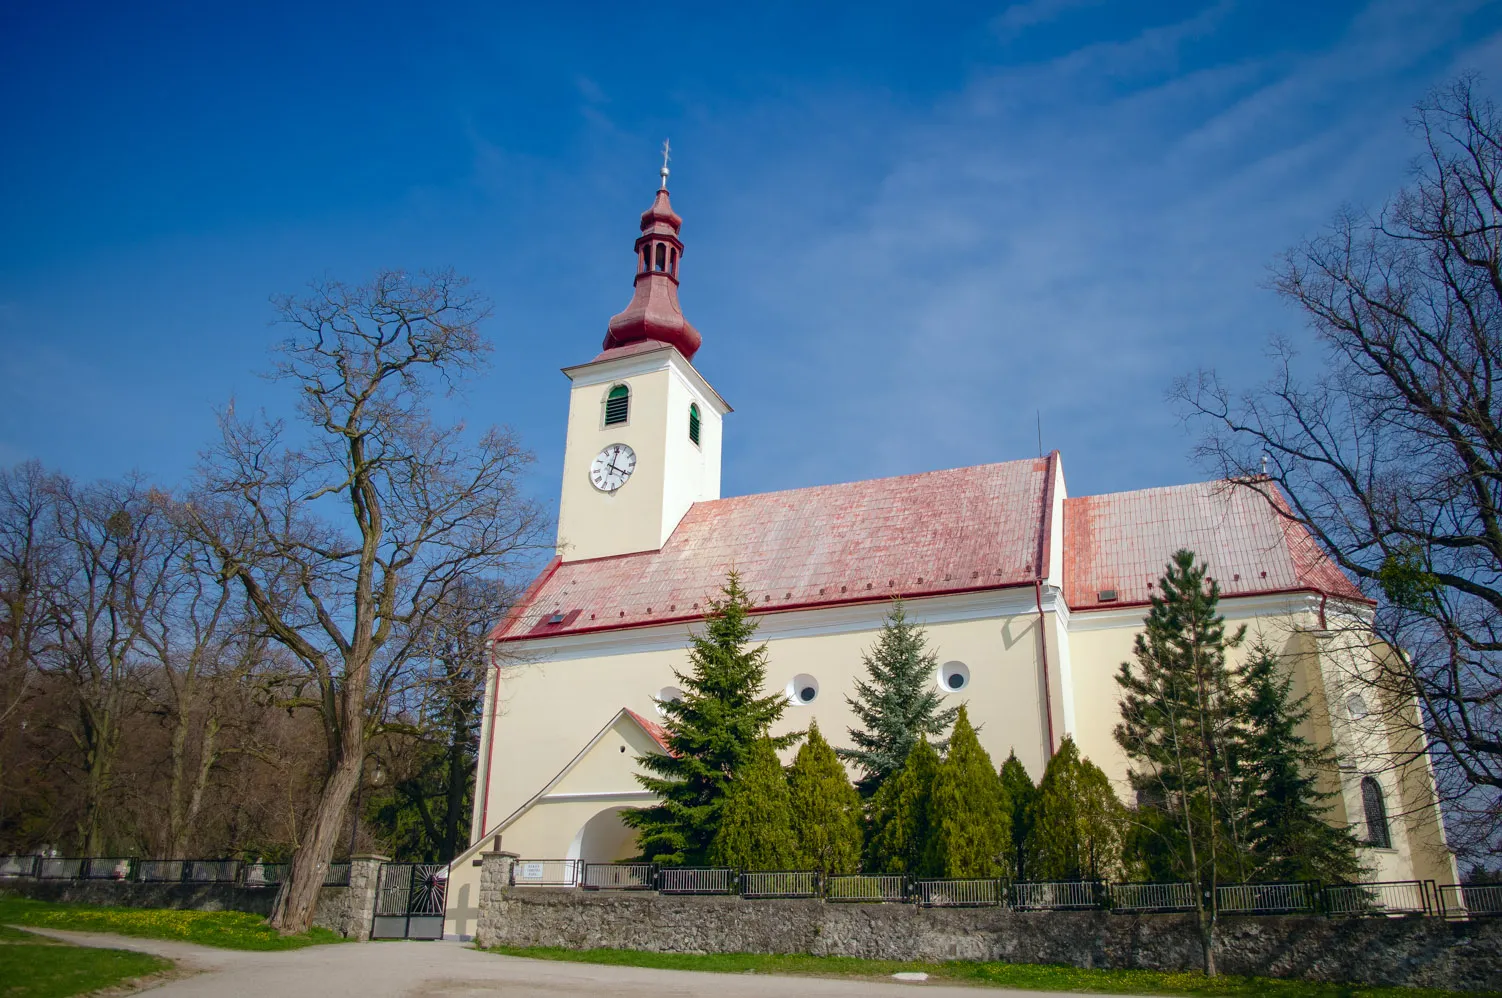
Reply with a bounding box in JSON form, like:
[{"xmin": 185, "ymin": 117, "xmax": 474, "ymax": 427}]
[{"xmin": 2, "ymin": 0, "xmax": 1500, "ymax": 518}]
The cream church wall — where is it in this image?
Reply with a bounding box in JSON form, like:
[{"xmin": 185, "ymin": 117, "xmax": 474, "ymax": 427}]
[{"xmin": 474, "ymin": 589, "xmax": 1063, "ymax": 856}]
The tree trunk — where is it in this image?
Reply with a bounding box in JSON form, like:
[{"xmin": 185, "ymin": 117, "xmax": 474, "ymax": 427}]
[
  {"xmin": 269, "ymin": 749, "xmax": 361, "ymax": 932},
  {"xmin": 441, "ymin": 699, "xmax": 470, "ymax": 862}
]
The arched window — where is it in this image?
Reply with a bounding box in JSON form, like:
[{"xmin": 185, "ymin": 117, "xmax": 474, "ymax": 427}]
[
  {"xmin": 604, "ymin": 384, "xmax": 629, "ymax": 426},
  {"xmin": 1361, "ymin": 776, "xmax": 1391, "ymax": 848},
  {"xmin": 688, "ymin": 403, "xmax": 701, "ymax": 445},
  {"xmin": 655, "ymin": 243, "xmax": 667, "ymax": 271},
  {"xmin": 640, "ymin": 245, "xmax": 649, "ymax": 273},
  {"xmin": 670, "ymin": 247, "xmax": 678, "ymax": 276}
]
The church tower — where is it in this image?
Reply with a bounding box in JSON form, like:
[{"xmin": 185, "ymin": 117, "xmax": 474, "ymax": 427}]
[{"xmin": 554, "ymin": 154, "xmax": 730, "ymax": 563}]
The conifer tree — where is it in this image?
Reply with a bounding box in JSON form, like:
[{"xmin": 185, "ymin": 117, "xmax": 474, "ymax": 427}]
[
  {"xmin": 927, "ymin": 706, "xmax": 1010, "ymax": 877},
  {"xmin": 626, "ymin": 572, "xmax": 791, "ymax": 864},
  {"xmin": 1025, "ymin": 736, "xmax": 1125, "ymax": 882},
  {"xmin": 842, "ymin": 600, "xmax": 959, "ymax": 797},
  {"xmin": 710, "ymin": 737, "xmax": 799, "ymax": 870},
  {"xmin": 865, "ymin": 737, "xmax": 940, "ymax": 874},
  {"xmin": 1114, "ymin": 549, "xmax": 1246, "ymax": 977},
  {"xmin": 1237, "ymin": 641, "xmax": 1365, "ymax": 883},
  {"xmin": 788, "ymin": 720, "xmax": 863, "ymax": 877},
  {"xmin": 999, "ymin": 751, "xmax": 1037, "ymax": 882}
]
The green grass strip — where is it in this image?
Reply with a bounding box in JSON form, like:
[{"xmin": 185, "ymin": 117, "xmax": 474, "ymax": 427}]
[
  {"xmin": 0, "ymin": 942, "xmax": 170, "ymax": 998},
  {"xmin": 486, "ymin": 945, "xmax": 1500, "ymax": 998},
  {"xmin": 0, "ymin": 896, "xmax": 343, "ymax": 951}
]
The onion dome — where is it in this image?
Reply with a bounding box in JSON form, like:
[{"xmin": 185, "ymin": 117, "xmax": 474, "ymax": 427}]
[{"xmin": 603, "ymin": 158, "xmax": 701, "ymax": 362}]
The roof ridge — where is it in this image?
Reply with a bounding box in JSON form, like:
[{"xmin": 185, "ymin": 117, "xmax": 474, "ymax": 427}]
[{"xmin": 691, "ymin": 457, "xmax": 1050, "ymax": 510}]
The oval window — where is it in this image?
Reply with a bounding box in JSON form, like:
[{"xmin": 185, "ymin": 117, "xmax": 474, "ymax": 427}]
[
  {"xmin": 938, "ymin": 661, "xmax": 970, "ymax": 692},
  {"xmin": 786, "ymin": 674, "xmax": 820, "ymax": 706},
  {"xmin": 656, "ymin": 686, "xmax": 685, "ymax": 716}
]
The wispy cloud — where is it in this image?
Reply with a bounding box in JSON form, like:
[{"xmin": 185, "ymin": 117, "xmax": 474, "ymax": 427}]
[{"xmin": 695, "ymin": 0, "xmax": 1502, "ymax": 499}]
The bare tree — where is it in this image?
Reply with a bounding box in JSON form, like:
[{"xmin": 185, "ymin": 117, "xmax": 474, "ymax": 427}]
[
  {"xmin": 1176, "ymin": 76, "xmax": 1502, "ymax": 861},
  {"xmin": 44, "ymin": 474, "xmax": 170, "ymax": 854},
  {"xmin": 0, "ymin": 463, "xmax": 63, "ymax": 837},
  {"xmin": 130, "ymin": 509, "xmax": 267, "ymax": 858},
  {"xmin": 181, "ymin": 270, "xmax": 545, "ymax": 932}
]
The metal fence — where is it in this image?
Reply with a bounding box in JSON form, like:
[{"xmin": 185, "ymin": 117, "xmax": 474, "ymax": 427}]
[
  {"xmin": 826, "ymin": 875, "xmax": 907, "ymax": 903},
  {"xmin": 324, "ymin": 862, "xmax": 351, "ymax": 887},
  {"xmin": 1438, "ymin": 883, "xmax": 1502, "ymax": 919},
  {"xmin": 1013, "ymin": 881, "xmax": 1102, "ymax": 910},
  {"xmin": 1218, "ymin": 881, "xmax": 1318, "ymax": 914},
  {"xmin": 1322, "ymin": 880, "xmax": 1432, "ymax": 917},
  {"xmin": 914, "ymin": 878, "xmax": 1004, "ymax": 908},
  {"xmin": 37, "ymin": 858, "xmax": 86, "ymax": 879},
  {"xmin": 0, "ymin": 855, "xmax": 38, "ymax": 878},
  {"xmin": 186, "ymin": 860, "xmax": 241, "ymax": 883},
  {"xmin": 1109, "ymin": 882, "xmax": 1196, "ymax": 912},
  {"xmin": 582, "ymin": 863, "xmax": 656, "ymax": 890},
  {"xmin": 510, "ymin": 859, "xmax": 579, "ymax": 887},
  {"xmin": 657, "ymin": 868, "xmax": 736, "ymax": 895},
  {"xmin": 82, "ymin": 858, "xmax": 132, "ymax": 880},
  {"xmin": 739, "ymin": 871, "xmax": 819, "ymax": 899}
]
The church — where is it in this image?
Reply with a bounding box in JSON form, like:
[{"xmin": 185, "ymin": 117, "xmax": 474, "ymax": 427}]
[{"xmin": 442, "ymin": 164, "xmax": 1456, "ymax": 933}]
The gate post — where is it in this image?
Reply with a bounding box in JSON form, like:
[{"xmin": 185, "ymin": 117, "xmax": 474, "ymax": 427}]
[
  {"xmin": 345, "ymin": 854, "xmax": 390, "ymax": 941},
  {"xmin": 474, "ymin": 850, "xmax": 518, "ymax": 949}
]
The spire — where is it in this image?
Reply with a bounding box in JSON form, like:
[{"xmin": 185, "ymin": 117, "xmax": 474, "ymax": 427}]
[{"xmin": 603, "ymin": 144, "xmax": 702, "ymax": 362}]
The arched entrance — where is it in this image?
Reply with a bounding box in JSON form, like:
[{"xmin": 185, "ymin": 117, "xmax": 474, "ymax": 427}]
[{"xmin": 568, "ymin": 806, "xmax": 638, "ymax": 863}]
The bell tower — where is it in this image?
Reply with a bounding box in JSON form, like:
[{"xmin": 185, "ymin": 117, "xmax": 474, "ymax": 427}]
[{"xmin": 554, "ymin": 151, "xmax": 730, "ymax": 563}]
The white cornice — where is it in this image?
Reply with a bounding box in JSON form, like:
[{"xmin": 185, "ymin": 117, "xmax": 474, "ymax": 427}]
[
  {"xmin": 540, "ymin": 790, "xmax": 657, "ymax": 804},
  {"xmin": 562, "ymin": 347, "xmax": 731, "ymax": 414},
  {"xmin": 1064, "ymin": 591, "xmax": 1333, "ymax": 632},
  {"xmin": 500, "ymin": 586, "xmax": 1048, "ymax": 664}
]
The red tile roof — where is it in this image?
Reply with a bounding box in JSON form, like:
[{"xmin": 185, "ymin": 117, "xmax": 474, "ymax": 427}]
[
  {"xmin": 494, "ymin": 456, "xmax": 1056, "ymax": 640},
  {"xmin": 1063, "ymin": 479, "xmax": 1367, "ymax": 611}
]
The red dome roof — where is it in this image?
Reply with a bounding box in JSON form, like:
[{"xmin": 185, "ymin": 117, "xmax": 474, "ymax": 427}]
[{"xmin": 603, "ymin": 186, "xmax": 701, "ymax": 362}]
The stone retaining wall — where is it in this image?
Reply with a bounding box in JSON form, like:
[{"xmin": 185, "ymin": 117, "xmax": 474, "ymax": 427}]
[{"xmin": 476, "ymin": 884, "xmax": 1502, "ymax": 992}]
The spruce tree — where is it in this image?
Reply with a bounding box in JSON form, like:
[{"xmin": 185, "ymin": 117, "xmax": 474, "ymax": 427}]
[
  {"xmin": 625, "ymin": 572, "xmax": 791, "ymax": 864},
  {"xmin": 710, "ymin": 737, "xmax": 799, "ymax": 870},
  {"xmin": 1114, "ymin": 549, "xmax": 1246, "ymax": 977},
  {"xmin": 999, "ymin": 751, "xmax": 1037, "ymax": 882},
  {"xmin": 1237, "ymin": 641, "xmax": 1365, "ymax": 883},
  {"xmin": 842, "ymin": 600, "xmax": 959, "ymax": 797},
  {"xmin": 1025, "ymin": 736, "xmax": 1125, "ymax": 882},
  {"xmin": 865, "ymin": 737, "xmax": 940, "ymax": 874},
  {"xmin": 788, "ymin": 720, "xmax": 864, "ymax": 877},
  {"xmin": 927, "ymin": 706, "xmax": 1011, "ymax": 878}
]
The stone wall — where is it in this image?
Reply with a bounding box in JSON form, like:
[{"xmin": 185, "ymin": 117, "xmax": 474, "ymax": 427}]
[{"xmin": 475, "ymin": 888, "xmax": 1502, "ymax": 993}]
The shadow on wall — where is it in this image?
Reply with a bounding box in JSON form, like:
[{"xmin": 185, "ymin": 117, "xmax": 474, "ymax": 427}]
[{"xmin": 572, "ymin": 807, "xmax": 639, "ymax": 863}]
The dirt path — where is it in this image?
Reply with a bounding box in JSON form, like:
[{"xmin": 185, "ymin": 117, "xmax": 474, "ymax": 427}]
[{"xmin": 14, "ymin": 928, "xmax": 1074, "ymax": 997}]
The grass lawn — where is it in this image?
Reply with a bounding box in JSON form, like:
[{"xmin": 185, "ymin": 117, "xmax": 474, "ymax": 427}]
[
  {"xmin": 486, "ymin": 946, "xmax": 1501, "ymax": 998},
  {"xmin": 0, "ymin": 895, "xmax": 343, "ymax": 951},
  {"xmin": 0, "ymin": 924, "xmax": 172, "ymax": 998}
]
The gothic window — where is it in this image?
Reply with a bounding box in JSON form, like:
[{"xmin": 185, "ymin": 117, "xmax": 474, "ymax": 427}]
[
  {"xmin": 688, "ymin": 402, "xmax": 701, "ymax": 445},
  {"xmin": 604, "ymin": 384, "xmax": 630, "ymax": 426},
  {"xmin": 1361, "ymin": 776, "xmax": 1391, "ymax": 848},
  {"xmin": 655, "ymin": 243, "xmax": 667, "ymax": 271}
]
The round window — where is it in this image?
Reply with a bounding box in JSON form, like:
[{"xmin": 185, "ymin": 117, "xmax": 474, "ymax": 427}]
[
  {"xmin": 656, "ymin": 686, "xmax": 685, "ymax": 716},
  {"xmin": 938, "ymin": 661, "xmax": 970, "ymax": 692},
  {"xmin": 1346, "ymin": 694, "xmax": 1369, "ymax": 720},
  {"xmin": 786, "ymin": 674, "xmax": 820, "ymax": 706}
]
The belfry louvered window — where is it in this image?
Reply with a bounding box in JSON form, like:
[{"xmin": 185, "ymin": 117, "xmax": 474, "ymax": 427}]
[
  {"xmin": 688, "ymin": 403, "xmax": 701, "ymax": 445},
  {"xmin": 604, "ymin": 384, "xmax": 629, "ymax": 426},
  {"xmin": 1361, "ymin": 776, "xmax": 1390, "ymax": 848}
]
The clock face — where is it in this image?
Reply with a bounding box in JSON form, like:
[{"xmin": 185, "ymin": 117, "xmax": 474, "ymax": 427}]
[{"xmin": 590, "ymin": 443, "xmax": 636, "ymax": 492}]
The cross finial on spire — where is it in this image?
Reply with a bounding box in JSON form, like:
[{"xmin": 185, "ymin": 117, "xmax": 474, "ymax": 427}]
[{"xmin": 659, "ymin": 138, "xmax": 671, "ymax": 189}]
